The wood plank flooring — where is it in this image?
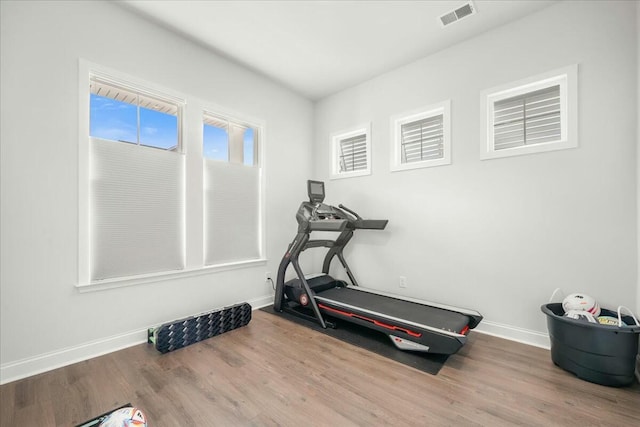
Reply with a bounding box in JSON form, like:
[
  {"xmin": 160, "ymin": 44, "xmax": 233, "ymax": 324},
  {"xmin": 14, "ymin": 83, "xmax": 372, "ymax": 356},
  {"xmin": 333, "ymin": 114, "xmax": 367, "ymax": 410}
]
[{"xmin": 1, "ymin": 309, "xmax": 639, "ymax": 426}]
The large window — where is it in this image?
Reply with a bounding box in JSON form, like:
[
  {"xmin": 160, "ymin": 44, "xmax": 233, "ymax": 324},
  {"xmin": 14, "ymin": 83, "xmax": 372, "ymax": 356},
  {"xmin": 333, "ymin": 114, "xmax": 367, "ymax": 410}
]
[
  {"xmin": 390, "ymin": 100, "xmax": 451, "ymax": 172},
  {"xmin": 481, "ymin": 65, "xmax": 578, "ymax": 160},
  {"xmin": 78, "ymin": 60, "xmax": 265, "ymax": 289},
  {"xmin": 330, "ymin": 123, "xmax": 371, "ymax": 179}
]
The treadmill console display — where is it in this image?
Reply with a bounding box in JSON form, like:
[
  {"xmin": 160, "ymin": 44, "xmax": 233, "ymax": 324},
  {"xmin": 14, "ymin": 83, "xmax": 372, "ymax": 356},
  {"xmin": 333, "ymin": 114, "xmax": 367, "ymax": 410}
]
[{"xmin": 308, "ymin": 180, "xmax": 325, "ymax": 203}]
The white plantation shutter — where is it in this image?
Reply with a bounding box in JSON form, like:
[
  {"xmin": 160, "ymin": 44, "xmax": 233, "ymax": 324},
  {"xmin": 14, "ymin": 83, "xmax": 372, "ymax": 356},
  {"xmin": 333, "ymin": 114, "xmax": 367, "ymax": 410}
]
[
  {"xmin": 493, "ymin": 85, "xmax": 561, "ymax": 150},
  {"xmin": 90, "ymin": 138, "xmax": 184, "ymax": 280},
  {"xmin": 391, "ymin": 101, "xmax": 450, "ymax": 172},
  {"xmin": 339, "ymin": 133, "xmax": 368, "ymax": 172},
  {"xmin": 331, "ymin": 124, "xmax": 371, "ymax": 179},
  {"xmin": 481, "ymin": 66, "xmax": 577, "ymax": 160},
  {"xmin": 401, "ymin": 114, "xmax": 444, "ymax": 163}
]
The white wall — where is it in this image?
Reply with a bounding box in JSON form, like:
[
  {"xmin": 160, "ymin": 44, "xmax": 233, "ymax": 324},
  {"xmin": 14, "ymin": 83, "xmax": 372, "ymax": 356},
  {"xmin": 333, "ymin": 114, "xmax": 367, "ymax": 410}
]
[
  {"xmin": 0, "ymin": 0, "xmax": 313, "ymax": 383},
  {"xmin": 314, "ymin": 0, "xmax": 638, "ymax": 345}
]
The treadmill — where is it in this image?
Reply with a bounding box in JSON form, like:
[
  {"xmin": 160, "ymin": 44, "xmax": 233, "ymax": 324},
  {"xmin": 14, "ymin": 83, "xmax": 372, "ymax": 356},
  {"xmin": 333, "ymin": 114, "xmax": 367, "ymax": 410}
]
[{"xmin": 273, "ymin": 180, "xmax": 483, "ymax": 354}]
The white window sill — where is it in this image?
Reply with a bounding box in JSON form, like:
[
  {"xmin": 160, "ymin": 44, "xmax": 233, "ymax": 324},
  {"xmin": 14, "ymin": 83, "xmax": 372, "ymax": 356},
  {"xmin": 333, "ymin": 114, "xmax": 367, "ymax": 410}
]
[
  {"xmin": 75, "ymin": 258, "xmax": 267, "ymax": 293},
  {"xmin": 391, "ymin": 157, "xmax": 451, "ymax": 172},
  {"xmin": 330, "ymin": 169, "xmax": 372, "ymax": 180}
]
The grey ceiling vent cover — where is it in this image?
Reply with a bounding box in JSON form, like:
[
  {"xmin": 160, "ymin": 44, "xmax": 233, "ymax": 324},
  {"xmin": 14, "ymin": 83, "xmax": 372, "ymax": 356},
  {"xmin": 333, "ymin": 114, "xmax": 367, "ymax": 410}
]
[{"xmin": 439, "ymin": 2, "xmax": 477, "ymax": 27}]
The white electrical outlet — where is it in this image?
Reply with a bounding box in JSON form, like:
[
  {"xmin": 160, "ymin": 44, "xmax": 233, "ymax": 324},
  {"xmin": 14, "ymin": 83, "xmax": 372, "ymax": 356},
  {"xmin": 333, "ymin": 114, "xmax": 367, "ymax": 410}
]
[
  {"xmin": 265, "ymin": 271, "xmax": 272, "ymax": 281},
  {"xmin": 399, "ymin": 276, "xmax": 407, "ymax": 288}
]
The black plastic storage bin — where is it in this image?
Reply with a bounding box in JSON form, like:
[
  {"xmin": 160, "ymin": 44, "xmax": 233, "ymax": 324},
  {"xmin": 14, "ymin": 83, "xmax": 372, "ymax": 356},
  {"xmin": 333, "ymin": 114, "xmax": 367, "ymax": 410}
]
[{"xmin": 541, "ymin": 303, "xmax": 640, "ymax": 387}]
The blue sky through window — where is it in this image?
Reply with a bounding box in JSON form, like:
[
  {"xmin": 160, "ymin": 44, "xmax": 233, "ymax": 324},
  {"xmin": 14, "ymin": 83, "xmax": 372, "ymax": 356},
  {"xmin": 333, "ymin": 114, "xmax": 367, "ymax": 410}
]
[
  {"xmin": 203, "ymin": 124, "xmax": 229, "ymax": 161},
  {"xmin": 139, "ymin": 108, "xmax": 178, "ymax": 150},
  {"xmin": 243, "ymin": 128, "xmax": 254, "ymax": 166},
  {"xmin": 90, "ymin": 94, "xmax": 178, "ymax": 149},
  {"xmin": 91, "ymin": 92, "xmax": 256, "ymax": 161},
  {"xmin": 90, "ymin": 94, "xmax": 137, "ymax": 143}
]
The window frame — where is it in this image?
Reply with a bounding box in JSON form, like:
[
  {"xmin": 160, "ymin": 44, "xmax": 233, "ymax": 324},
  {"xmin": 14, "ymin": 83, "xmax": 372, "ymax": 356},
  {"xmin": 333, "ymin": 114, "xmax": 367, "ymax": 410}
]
[
  {"xmin": 390, "ymin": 100, "xmax": 451, "ymax": 172},
  {"xmin": 77, "ymin": 59, "xmax": 266, "ymax": 292},
  {"xmin": 330, "ymin": 123, "xmax": 372, "ymax": 180},
  {"xmin": 480, "ymin": 65, "xmax": 578, "ymax": 160}
]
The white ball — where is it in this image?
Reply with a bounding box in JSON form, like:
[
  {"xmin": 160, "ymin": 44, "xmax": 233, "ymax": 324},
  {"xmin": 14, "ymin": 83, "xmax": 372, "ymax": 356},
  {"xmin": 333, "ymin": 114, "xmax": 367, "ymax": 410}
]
[
  {"xmin": 564, "ymin": 310, "xmax": 597, "ymax": 323},
  {"xmin": 562, "ymin": 293, "xmax": 601, "ymax": 317},
  {"xmin": 99, "ymin": 407, "xmax": 147, "ymax": 427}
]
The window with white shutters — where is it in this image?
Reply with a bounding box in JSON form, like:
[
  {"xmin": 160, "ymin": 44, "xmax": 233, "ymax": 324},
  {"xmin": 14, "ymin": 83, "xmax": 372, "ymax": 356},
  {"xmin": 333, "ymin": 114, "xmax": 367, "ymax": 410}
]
[
  {"xmin": 493, "ymin": 85, "xmax": 560, "ymax": 150},
  {"xmin": 331, "ymin": 124, "xmax": 371, "ymax": 179},
  {"xmin": 391, "ymin": 101, "xmax": 451, "ymax": 172},
  {"xmin": 339, "ymin": 133, "xmax": 367, "ymax": 172},
  {"xmin": 481, "ymin": 65, "xmax": 578, "ymax": 160}
]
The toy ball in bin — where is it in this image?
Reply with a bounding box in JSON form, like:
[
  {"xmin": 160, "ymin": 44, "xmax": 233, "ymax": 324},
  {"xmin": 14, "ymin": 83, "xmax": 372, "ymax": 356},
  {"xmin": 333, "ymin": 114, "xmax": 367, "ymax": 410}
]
[
  {"xmin": 562, "ymin": 293, "xmax": 600, "ymax": 317},
  {"xmin": 563, "ymin": 310, "xmax": 597, "ymax": 323}
]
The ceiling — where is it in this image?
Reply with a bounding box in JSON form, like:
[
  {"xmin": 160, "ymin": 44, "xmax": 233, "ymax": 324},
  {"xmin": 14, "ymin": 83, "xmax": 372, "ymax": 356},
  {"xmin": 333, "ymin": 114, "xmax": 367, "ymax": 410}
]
[{"xmin": 120, "ymin": 0, "xmax": 558, "ymax": 100}]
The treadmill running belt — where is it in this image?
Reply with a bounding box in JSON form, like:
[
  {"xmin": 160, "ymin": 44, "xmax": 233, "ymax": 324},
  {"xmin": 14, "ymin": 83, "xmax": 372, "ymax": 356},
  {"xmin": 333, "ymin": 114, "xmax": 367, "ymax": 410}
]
[{"xmin": 317, "ymin": 287, "xmax": 470, "ymax": 333}]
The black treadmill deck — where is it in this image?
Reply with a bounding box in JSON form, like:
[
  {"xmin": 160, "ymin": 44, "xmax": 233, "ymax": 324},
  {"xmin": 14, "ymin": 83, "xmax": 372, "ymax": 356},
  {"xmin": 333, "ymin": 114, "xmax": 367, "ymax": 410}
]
[{"xmin": 316, "ymin": 287, "xmax": 470, "ymax": 334}]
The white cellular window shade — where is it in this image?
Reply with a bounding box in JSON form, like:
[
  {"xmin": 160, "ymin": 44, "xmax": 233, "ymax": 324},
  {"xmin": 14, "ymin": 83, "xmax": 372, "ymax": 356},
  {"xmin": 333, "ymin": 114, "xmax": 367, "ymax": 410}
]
[
  {"xmin": 391, "ymin": 101, "xmax": 451, "ymax": 172},
  {"xmin": 86, "ymin": 71, "xmax": 186, "ymax": 282},
  {"xmin": 481, "ymin": 65, "xmax": 577, "ymax": 160},
  {"xmin": 331, "ymin": 124, "xmax": 371, "ymax": 179},
  {"xmin": 90, "ymin": 138, "xmax": 185, "ymax": 280},
  {"xmin": 202, "ymin": 112, "xmax": 262, "ymax": 267},
  {"xmin": 204, "ymin": 162, "xmax": 261, "ymax": 265}
]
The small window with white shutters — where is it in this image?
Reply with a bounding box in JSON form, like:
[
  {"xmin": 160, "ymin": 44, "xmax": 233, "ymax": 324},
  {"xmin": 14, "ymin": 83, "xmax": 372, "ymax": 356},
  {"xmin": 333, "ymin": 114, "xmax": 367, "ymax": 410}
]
[
  {"xmin": 481, "ymin": 65, "xmax": 578, "ymax": 160},
  {"xmin": 330, "ymin": 123, "xmax": 371, "ymax": 179},
  {"xmin": 391, "ymin": 100, "xmax": 451, "ymax": 172}
]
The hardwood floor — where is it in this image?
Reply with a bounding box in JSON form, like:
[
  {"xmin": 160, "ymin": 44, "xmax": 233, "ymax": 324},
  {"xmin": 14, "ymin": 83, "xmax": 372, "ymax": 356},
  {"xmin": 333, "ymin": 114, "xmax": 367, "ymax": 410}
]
[{"xmin": 1, "ymin": 310, "xmax": 639, "ymax": 426}]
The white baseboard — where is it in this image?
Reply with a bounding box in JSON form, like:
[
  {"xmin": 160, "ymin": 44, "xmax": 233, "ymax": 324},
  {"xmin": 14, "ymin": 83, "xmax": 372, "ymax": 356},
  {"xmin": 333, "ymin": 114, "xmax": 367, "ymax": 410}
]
[
  {"xmin": 251, "ymin": 295, "xmax": 275, "ymax": 309},
  {"xmin": 0, "ymin": 296, "xmax": 274, "ymax": 385},
  {"xmin": 0, "ymin": 328, "xmax": 148, "ymax": 385},
  {"xmin": 474, "ymin": 320, "xmax": 551, "ymax": 349}
]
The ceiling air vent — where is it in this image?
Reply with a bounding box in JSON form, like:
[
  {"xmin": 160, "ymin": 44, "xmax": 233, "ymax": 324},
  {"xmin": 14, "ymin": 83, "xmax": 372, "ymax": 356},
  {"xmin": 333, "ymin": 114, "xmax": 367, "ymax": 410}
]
[{"xmin": 439, "ymin": 1, "xmax": 477, "ymax": 27}]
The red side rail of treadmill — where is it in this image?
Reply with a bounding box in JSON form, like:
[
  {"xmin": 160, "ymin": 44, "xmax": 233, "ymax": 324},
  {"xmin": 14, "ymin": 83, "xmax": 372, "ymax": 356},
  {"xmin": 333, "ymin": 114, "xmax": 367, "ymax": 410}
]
[{"xmin": 318, "ymin": 303, "xmax": 422, "ymax": 338}]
